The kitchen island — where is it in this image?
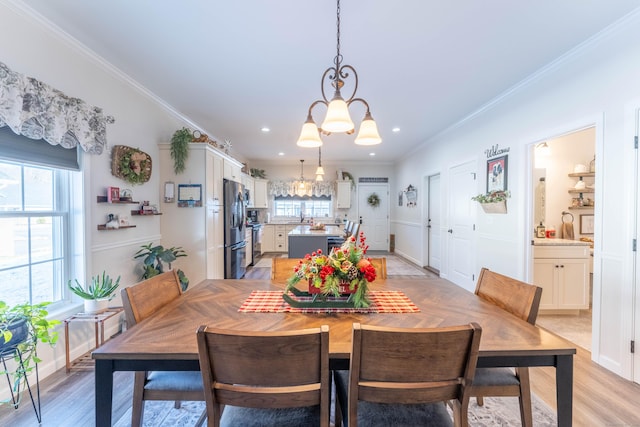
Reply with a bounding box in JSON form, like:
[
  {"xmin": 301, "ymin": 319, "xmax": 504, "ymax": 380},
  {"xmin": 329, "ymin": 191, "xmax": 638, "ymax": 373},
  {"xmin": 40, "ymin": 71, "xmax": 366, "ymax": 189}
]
[{"xmin": 288, "ymin": 225, "xmax": 344, "ymax": 258}]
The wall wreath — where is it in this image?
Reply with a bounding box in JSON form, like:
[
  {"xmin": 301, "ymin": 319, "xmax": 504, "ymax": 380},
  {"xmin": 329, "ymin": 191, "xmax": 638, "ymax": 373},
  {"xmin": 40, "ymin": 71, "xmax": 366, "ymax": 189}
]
[
  {"xmin": 367, "ymin": 193, "xmax": 380, "ymax": 208},
  {"xmin": 111, "ymin": 145, "xmax": 152, "ymax": 185}
]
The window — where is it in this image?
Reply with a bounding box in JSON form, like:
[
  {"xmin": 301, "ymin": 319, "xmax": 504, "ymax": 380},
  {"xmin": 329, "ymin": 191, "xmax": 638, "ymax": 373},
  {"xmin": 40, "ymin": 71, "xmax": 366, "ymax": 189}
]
[
  {"xmin": 0, "ymin": 159, "xmax": 82, "ymax": 308},
  {"xmin": 273, "ymin": 196, "xmax": 332, "ymax": 218}
]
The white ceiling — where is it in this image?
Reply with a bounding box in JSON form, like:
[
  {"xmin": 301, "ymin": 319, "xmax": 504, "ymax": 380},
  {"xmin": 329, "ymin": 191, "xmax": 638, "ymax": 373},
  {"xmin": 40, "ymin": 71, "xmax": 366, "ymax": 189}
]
[{"xmin": 16, "ymin": 0, "xmax": 640, "ymax": 165}]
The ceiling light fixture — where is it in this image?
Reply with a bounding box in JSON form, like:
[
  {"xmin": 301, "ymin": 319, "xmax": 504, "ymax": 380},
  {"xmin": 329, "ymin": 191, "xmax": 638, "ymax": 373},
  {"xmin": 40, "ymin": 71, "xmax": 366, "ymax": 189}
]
[
  {"xmin": 315, "ymin": 147, "xmax": 325, "ymax": 181},
  {"xmin": 296, "ymin": 159, "xmax": 311, "ymax": 196},
  {"xmin": 296, "ymin": 0, "xmax": 381, "ymax": 148}
]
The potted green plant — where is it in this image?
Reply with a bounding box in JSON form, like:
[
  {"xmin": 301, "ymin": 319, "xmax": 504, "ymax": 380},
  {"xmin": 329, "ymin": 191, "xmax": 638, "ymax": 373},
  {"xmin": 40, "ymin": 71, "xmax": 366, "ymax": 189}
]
[
  {"xmin": 0, "ymin": 301, "xmax": 59, "ymax": 413},
  {"xmin": 471, "ymin": 190, "xmax": 511, "ymax": 214},
  {"xmin": 170, "ymin": 127, "xmax": 192, "ymax": 174},
  {"xmin": 134, "ymin": 243, "xmax": 189, "ymax": 290},
  {"xmin": 68, "ymin": 272, "xmax": 121, "ymax": 314}
]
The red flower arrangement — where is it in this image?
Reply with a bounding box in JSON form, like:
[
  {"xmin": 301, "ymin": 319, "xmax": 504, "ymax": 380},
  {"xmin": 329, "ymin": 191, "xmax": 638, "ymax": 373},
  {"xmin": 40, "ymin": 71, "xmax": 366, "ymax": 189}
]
[{"xmin": 286, "ymin": 232, "xmax": 375, "ymax": 308}]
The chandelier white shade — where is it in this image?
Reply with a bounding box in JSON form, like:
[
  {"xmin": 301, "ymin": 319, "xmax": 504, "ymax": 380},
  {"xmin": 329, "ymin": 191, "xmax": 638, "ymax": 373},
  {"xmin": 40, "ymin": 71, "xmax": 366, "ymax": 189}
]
[{"xmin": 296, "ymin": 0, "xmax": 381, "ymax": 148}]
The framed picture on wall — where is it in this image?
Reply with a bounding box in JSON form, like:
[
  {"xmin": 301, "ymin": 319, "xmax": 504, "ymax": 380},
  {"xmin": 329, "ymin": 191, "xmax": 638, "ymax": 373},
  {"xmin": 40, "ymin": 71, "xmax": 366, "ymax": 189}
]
[
  {"xmin": 580, "ymin": 214, "xmax": 594, "ymax": 235},
  {"xmin": 486, "ymin": 155, "xmax": 508, "ymax": 193}
]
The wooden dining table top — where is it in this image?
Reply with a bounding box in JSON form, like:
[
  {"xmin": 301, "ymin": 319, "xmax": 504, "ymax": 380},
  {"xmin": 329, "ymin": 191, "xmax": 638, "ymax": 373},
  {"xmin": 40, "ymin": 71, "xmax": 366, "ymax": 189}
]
[{"xmin": 94, "ymin": 277, "xmax": 576, "ymax": 362}]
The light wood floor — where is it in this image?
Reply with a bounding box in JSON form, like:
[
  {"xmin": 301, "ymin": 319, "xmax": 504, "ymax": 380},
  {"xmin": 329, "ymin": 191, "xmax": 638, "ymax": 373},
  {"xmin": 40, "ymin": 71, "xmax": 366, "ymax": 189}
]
[{"xmin": 1, "ymin": 256, "xmax": 639, "ymax": 426}]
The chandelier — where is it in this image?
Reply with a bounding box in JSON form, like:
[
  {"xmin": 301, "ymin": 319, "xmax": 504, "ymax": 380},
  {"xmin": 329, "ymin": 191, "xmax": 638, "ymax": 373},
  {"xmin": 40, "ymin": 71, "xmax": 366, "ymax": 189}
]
[
  {"xmin": 315, "ymin": 147, "xmax": 324, "ymax": 181},
  {"xmin": 296, "ymin": 159, "xmax": 312, "ymax": 196},
  {"xmin": 296, "ymin": 0, "xmax": 382, "ymax": 148}
]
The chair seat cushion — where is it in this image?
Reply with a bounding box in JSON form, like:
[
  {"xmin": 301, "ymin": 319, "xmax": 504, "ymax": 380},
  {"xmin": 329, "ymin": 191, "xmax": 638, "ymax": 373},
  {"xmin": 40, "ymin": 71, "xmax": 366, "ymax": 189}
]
[
  {"xmin": 473, "ymin": 367, "xmax": 520, "ymax": 386},
  {"xmin": 220, "ymin": 405, "xmax": 321, "ymax": 427},
  {"xmin": 145, "ymin": 371, "xmax": 203, "ymax": 391},
  {"xmin": 334, "ymin": 370, "xmax": 452, "ymax": 427}
]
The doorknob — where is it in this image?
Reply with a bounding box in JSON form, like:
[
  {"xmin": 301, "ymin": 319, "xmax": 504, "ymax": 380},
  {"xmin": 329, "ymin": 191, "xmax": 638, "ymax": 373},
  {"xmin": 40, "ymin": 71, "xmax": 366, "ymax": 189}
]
[{"xmin": 447, "ymin": 229, "xmax": 453, "ymax": 233}]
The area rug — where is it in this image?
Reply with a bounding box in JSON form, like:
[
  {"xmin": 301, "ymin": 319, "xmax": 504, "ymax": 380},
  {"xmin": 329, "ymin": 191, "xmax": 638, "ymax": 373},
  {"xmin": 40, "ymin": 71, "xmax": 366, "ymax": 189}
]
[
  {"xmin": 386, "ymin": 255, "xmax": 427, "ymax": 276},
  {"xmin": 114, "ymin": 395, "xmax": 556, "ymax": 426},
  {"xmin": 253, "ymin": 258, "xmax": 273, "ymax": 268},
  {"xmin": 238, "ymin": 290, "xmax": 420, "ymax": 313}
]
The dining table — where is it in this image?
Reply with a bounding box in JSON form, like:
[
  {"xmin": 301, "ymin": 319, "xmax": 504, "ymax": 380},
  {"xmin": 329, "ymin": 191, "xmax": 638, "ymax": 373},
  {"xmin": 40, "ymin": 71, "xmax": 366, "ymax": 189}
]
[{"xmin": 92, "ymin": 277, "xmax": 576, "ymax": 426}]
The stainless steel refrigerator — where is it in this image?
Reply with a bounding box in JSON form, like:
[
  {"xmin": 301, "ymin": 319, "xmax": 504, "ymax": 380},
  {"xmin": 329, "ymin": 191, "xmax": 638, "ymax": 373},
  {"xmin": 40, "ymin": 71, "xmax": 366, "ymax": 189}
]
[{"xmin": 223, "ymin": 179, "xmax": 247, "ymax": 279}]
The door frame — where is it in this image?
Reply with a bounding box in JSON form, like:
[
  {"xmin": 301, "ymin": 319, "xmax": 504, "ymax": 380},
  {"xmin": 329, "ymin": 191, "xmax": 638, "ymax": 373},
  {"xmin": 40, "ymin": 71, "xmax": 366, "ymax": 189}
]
[{"xmin": 422, "ymin": 172, "xmax": 441, "ymax": 274}]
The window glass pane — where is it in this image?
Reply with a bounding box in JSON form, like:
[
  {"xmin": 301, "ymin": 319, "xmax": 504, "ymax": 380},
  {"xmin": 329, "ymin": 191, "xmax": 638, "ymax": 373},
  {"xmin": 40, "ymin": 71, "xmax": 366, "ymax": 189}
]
[
  {"xmin": 0, "ymin": 266, "xmax": 30, "ymax": 306},
  {"xmin": 0, "ymin": 217, "xmax": 28, "ymax": 269},
  {"xmin": 31, "ymin": 216, "xmax": 63, "ymax": 263},
  {"xmin": 0, "ymin": 163, "xmax": 22, "ymax": 210},
  {"xmin": 24, "ymin": 166, "xmax": 53, "ymax": 211},
  {"xmin": 32, "ymin": 260, "xmax": 62, "ymax": 304}
]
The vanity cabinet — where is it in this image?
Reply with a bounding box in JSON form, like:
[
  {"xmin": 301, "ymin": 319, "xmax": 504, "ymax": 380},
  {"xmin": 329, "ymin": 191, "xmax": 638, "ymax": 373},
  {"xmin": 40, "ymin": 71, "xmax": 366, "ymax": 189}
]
[
  {"xmin": 336, "ymin": 181, "xmax": 351, "ymax": 209},
  {"xmin": 533, "ymin": 244, "xmax": 590, "ymax": 311}
]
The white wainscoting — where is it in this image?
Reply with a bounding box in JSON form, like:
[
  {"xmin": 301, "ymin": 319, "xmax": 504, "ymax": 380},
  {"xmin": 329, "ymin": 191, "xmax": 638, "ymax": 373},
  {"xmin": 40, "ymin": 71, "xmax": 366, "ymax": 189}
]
[{"xmin": 391, "ymin": 220, "xmax": 423, "ymax": 266}]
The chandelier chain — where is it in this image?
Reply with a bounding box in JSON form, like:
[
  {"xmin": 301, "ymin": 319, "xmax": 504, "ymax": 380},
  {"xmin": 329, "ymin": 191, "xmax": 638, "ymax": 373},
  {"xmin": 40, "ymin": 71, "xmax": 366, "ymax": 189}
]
[{"xmin": 335, "ymin": 0, "xmax": 342, "ymax": 68}]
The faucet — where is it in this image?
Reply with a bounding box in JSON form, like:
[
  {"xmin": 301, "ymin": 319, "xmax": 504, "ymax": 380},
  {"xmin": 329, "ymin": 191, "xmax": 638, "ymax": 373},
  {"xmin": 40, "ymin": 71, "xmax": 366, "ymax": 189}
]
[{"xmin": 300, "ymin": 211, "xmax": 304, "ymax": 223}]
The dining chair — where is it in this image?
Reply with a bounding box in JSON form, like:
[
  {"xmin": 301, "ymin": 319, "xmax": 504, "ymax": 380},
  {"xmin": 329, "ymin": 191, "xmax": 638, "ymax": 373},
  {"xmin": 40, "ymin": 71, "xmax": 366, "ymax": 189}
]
[
  {"xmin": 196, "ymin": 325, "xmax": 330, "ymax": 427},
  {"xmin": 470, "ymin": 267, "xmax": 543, "ymax": 427},
  {"xmin": 334, "ymin": 322, "xmax": 482, "ymax": 427},
  {"xmin": 121, "ymin": 270, "xmax": 205, "ymax": 427},
  {"xmin": 271, "ymin": 257, "xmax": 305, "ymax": 283},
  {"xmin": 367, "ymin": 257, "xmax": 387, "ymax": 280}
]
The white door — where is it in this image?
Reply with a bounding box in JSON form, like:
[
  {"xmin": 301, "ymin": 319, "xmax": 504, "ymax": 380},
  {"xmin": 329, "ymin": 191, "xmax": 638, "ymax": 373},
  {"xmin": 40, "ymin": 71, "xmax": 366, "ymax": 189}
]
[
  {"xmin": 357, "ymin": 183, "xmax": 389, "ymax": 251},
  {"xmin": 424, "ymin": 174, "xmax": 441, "ymax": 273},
  {"xmin": 447, "ymin": 161, "xmax": 477, "ymax": 292}
]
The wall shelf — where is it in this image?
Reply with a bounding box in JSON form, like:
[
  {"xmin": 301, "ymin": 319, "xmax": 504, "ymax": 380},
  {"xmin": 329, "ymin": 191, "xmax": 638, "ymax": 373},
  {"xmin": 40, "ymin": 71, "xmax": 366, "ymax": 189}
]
[
  {"xmin": 131, "ymin": 211, "xmax": 162, "ymax": 216},
  {"xmin": 97, "ymin": 196, "xmax": 139, "ymax": 204},
  {"xmin": 568, "ymin": 172, "xmax": 595, "ymax": 178},
  {"xmin": 568, "ymin": 189, "xmax": 594, "ymax": 194},
  {"xmin": 567, "ymin": 206, "xmax": 594, "ymax": 210},
  {"xmin": 97, "ymin": 224, "xmax": 137, "ymax": 231}
]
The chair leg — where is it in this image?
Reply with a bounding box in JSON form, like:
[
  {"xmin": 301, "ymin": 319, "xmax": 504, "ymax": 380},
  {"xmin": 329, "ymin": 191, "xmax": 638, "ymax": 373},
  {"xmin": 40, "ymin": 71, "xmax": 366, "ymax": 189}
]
[
  {"xmin": 174, "ymin": 400, "xmax": 181, "ymax": 409},
  {"xmin": 476, "ymin": 396, "xmax": 484, "ymax": 406},
  {"xmin": 130, "ymin": 371, "xmax": 146, "ymax": 427},
  {"xmin": 195, "ymin": 407, "xmax": 207, "ymax": 427},
  {"xmin": 516, "ymin": 368, "xmax": 534, "ymax": 427}
]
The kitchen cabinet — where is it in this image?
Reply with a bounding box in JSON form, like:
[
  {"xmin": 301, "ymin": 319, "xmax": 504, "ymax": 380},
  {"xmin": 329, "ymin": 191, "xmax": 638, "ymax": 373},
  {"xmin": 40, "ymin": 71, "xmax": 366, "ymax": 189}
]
[
  {"xmin": 262, "ymin": 224, "xmax": 275, "ymax": 253},
  {"xmin": 336, "ymin": 181, "xmax": 351, "ymax": 209},
  {"xmin": 245, "ymin": 227, "xmax": 252, "ymax": 268},
  {"xmin": 253, "ymin": 179, "xmax": 269, "ymax": 209},
  {"xmin": 223, "ymin": 158, "xmax": 243, "ymax": 183},
  {"xmin": 159, "ymin": 143, "xmax": 225, "ymax": 283},
  {"xmin": 275, "ymin": 225, "xmax": 287, "ymax": 252},
  {"xmin": 242, "ymin": 174, "xmax": 255, "ymax": 207},
  {"xmin": 533, "ymin": 244, "xmax": 590, "ymax": 311}
]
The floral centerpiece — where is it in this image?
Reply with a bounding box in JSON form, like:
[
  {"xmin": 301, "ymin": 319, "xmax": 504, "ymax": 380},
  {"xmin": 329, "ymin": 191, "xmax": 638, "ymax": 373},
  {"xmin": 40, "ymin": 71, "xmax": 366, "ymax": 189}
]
[{"xmin": 285, "ymin": 232, "xmax": 376, "ymax": 308}]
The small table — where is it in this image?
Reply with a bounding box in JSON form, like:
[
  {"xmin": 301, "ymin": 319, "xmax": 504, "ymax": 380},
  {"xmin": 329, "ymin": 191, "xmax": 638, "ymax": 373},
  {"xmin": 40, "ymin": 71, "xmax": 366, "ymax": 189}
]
[{"xmin": 65, "ymin": 307, "xmax": 123, "ymax": 373}]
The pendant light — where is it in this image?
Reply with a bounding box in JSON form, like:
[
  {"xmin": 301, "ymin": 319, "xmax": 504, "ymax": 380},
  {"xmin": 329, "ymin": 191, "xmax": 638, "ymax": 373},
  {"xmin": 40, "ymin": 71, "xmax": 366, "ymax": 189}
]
[
  {"xmin": 315, "ymin": 147, "xmax": 325, "ymax": 181},
  {"xmin": 296, "ymin": 0, "xmax": 381, "ymax": 148}
]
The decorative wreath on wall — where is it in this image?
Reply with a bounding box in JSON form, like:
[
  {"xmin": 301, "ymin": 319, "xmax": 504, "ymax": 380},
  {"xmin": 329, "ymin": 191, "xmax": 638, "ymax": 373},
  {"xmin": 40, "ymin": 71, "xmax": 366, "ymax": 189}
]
[
  {"xmin": 111, "ymin": 145, "xmax": 152, "ymax": 185},
  {"xmin": 367, "ymin": 193, "xmax": 380, "ymax": 208}
]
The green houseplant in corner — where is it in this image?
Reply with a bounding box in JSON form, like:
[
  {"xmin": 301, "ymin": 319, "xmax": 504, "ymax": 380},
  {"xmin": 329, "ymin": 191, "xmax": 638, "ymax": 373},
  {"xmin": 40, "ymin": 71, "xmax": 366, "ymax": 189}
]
[
  {"xmin": 134, "ymin": 243, "xmax": 189, "ymax": 290},
  {"xmin": 170, "ymin": 127, "xmax": 192, "ymax": 174},
  {"xmin": 0, "ymin": 300, "xmax": 59, "ymax": 419},
  {"xmin": 68, "ymin": 271, "xmax": 121, "ymax": 314}
]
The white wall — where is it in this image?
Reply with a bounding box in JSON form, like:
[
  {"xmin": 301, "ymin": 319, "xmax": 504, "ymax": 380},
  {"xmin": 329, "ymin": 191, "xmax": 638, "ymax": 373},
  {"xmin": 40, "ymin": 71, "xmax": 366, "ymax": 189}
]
[
  {"xmin": 0, "ymin": 1, "xmax": 190, "ymax": 392},
  {"xmin": 393, "ymin": 10, "xmax": 640, "ymax": 378}
]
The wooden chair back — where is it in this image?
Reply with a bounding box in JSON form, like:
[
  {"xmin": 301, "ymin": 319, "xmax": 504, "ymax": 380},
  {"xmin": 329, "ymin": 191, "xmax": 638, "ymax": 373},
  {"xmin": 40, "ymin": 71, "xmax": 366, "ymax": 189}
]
[
  {"xmin": 347, "ymin": 322, "xmax": 482, "ymax": 426},
  {"xmin": 197, "ymin": 325, "xmax": 330, "ymax": 427},
  {"xmin": 474, "ymin": 268, "xmax": 542, "ymax": 324},
  {"xmin": 368, "ymin": 257, "xmax": 387, "ymax": 280},
  {"xmin": 121, "ymin": 270, "xmax": 183, "ymax": 326},
  {"xmin": 271, "ymin": 258, "xmax": 305, "ymax": 283}
]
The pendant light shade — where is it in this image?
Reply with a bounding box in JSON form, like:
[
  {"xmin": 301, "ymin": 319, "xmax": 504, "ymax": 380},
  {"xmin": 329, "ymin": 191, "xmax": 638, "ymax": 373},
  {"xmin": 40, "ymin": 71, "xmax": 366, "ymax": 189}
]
[
  {"xmin": 315, "ymin": 146, "xmax": 325, "ymax": 177},
  {"xmin": 296, "ymin": 116, "xmax": 323, "ymax": 148},
  {"xmin": 315, "ymin": 174, "xmax": 324, "ymax": 181},
  {"xmin": 354, "ymin": 111, "xmax": 382, "ymax": 145},
  {"xmin": 321, "ymin": 94, "xmax": 354, "ymax": 133}
]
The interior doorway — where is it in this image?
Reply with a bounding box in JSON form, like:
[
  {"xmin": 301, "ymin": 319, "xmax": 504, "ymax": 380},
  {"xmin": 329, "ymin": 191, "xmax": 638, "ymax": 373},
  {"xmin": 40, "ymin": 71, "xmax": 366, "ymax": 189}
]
[
  {"xmin": 423, "ymin": 173, "xmax": 441, "ymax": 274},
  {"xmin": 530, "ymin": 126, "xmax": 595, "ymax": 353},
  {"xmin": 357, "ymin": 182, "xmax": 389, "ymax": 251}
]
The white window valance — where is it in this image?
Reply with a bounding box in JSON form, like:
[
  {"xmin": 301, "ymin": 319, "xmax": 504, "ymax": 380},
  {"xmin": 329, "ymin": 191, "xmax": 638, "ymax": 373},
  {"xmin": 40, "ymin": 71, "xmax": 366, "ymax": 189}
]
[
  {"xmin": 269, "ymin": 180, "xmax": 335, "ymax": 198},
  {"xmin": 0, "ymin": 61, "xmax": 114, "ymax": 154}
]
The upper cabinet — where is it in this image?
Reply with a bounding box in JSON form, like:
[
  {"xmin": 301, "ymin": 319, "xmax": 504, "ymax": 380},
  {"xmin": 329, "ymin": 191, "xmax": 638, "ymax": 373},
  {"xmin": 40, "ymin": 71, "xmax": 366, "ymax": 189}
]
[
  {"xmin": 253, "ymin": 179, "xmax": 268, "ymax": 209},
  {"xmin": 242, "ymin": 174, "xmax": 255, "ymax": 207},
  {"xmin": 336, "ymin": 181, "xmax": 351, "ymax": 209},
  {"xmin": 223, "ymin": 158, "xmax": 243, "ymax": 183}
]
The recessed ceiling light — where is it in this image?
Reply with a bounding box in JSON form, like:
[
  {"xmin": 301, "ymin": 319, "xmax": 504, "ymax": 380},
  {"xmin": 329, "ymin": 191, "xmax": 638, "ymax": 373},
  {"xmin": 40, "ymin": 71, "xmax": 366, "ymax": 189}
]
[
  {"xmin": 392, "ymin": 127, "xmax": 400, "ymax": 133},
  {"xmin": 261, "ymin": 127, "xmax": 270, "ymax": 132},
  {"xmin": 369, "ymin": 152, "xmax": 376, "ymax": 156},
  {"xmin": 278, "ymin": 152, "xmax": 285, "ymax": 156}
]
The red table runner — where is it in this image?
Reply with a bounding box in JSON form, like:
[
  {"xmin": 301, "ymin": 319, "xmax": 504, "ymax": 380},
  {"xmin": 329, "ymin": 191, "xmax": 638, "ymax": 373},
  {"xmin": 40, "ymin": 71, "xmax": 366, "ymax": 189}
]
[{"xmin": 238, "ymin": 290, "xmax": 420, "ymax": 314}]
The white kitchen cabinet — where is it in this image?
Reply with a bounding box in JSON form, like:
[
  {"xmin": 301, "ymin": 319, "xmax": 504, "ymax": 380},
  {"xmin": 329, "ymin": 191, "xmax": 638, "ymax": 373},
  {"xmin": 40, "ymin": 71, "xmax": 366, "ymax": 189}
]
[
  {"xmin": 275, "ymin": 225, "xmax": 287, "ymax": 252},
  {"xmin": 262, "ymin": 224, "xmax": 275, "ymax": 253},
  {"xmin": 533, "ymin": 244, "xmax": 590, "ymax": 311},
  {"xmin": 336, "ymin": 180, "xmax": 351, "ymax": 209},
  {"xmin": 159, "ymin": 143, "xmax": 224, "ymax": 283},
  {"xmin": 245, "ymin": 227, "xmax": 252, "ymax": 268},
  {"xmin": 223, "ymin": 158, "xmax": 243, "ymax": 182},
  {"xmin": 242, "ymin": 174, "xmax": 255, "ymax": 207},
  {"xmin": 253, "ymin": 179, "xmax": 269, "ymax": 209}
]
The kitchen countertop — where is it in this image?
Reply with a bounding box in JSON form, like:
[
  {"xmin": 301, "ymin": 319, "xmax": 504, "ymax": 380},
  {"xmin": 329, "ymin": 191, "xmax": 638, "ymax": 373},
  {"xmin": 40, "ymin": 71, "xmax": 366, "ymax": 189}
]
[
  {"xmin": 532, "ymin": 238, "xmax": 590, "ymax": 246},
  {"xmin": 288, "ymin": 225, "xmax": 343, "ymax": 236}
]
